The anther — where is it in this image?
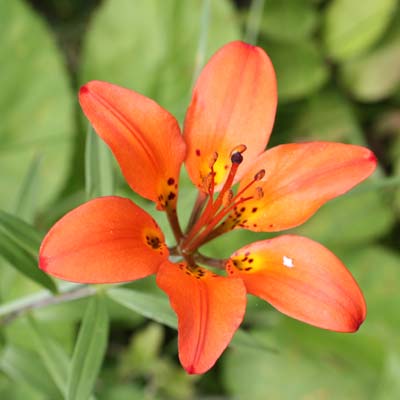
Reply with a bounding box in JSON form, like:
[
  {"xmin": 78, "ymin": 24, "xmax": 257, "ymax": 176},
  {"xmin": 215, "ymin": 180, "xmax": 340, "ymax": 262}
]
[
  {"xmin": 222, "ymin": 190, "xmax": 233, "ymax": 207},
  {"xmin": 255, "ymin": 187, "xmax": 264, "ymax": 200},
  {"xmin": 202, "ymin": 173, "xmax": 214, "ymax": 193},
  {"xmin": 230, "ymin": 144, "xmax": 247, "ymax": 164},
  {"xmin": 231, "ymin": 152, "xmax": 243, "ymax": 164},
  {"xmin": 208, "ymin": 152, "xmax": 218, "ymax": 168},
  {"xmin": 254, "ymin": 169, "xmax": 265, "ymax": 181}
]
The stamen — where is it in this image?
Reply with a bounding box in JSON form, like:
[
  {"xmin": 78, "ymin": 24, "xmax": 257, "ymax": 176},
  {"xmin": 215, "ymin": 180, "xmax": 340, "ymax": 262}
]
[
  {"xmin": 222, "ymin": 190, "xmax": 233, "ymax": 207},
  {"xmin": 254, "ymin": 169, "xmax": 265, "ymax": 181},
  {"xmin": 255, "ymin": 187, "xmax": 264, "ymax": 200}
]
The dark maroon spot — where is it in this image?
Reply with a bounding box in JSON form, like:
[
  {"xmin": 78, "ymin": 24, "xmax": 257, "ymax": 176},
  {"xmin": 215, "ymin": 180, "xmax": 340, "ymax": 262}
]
[
  {"xmin": 167, "ymin": 177, "xmax": 175, "ymax": 186},
  {"xmin": 240, "ymin": 207, "xmax": 245, "ymax": 212},
  {"xmin": 248, "ymin": 258, "xmax": 254, "ymax": 263},
  {"xmin": 168, "ymin": 192, "xmax": 176, "ymax": 200},
  {"xmin": 252, "ymin": 207, "xmax": 258, "ymax": 213},
  {"xmin": 224, "ymin": 164, "xmax": 229, "ymax": 170},
  {"xmin": 195, "ymin": 149, "xmax": 201, "ymax": 156}
]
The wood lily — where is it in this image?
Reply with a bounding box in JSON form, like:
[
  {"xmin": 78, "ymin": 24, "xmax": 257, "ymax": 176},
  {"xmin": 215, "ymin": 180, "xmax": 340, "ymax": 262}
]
[{"xmin": 39, "ymin": 41, "xmax": 377, "ymax": 374}]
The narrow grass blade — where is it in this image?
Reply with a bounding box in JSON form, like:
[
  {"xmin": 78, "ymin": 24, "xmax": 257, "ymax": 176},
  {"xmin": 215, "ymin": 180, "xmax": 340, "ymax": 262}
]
[{"xmin": 67, "ymin": 294, "xmax": 109, "ymax": 400}]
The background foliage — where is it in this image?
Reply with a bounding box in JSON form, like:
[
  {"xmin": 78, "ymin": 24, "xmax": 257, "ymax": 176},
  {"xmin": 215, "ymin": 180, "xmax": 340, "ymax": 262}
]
[{"xmin": 0, "ymin": 0, "xmax": 399, "ymax": 399}]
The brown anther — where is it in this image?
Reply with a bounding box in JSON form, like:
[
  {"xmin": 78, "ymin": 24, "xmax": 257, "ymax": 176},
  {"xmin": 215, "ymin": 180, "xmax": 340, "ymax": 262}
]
[
  {"xmin": 255, "ymin": 186, "xmax": 264, "ymax": 200},
  {"xmin": 208, "ymin": 152, "xmax": 218, "ymax": 168},
  {"xmin": 222, "ymin": 189, "xmax": 233, "ymax": 207},
  {"xmin": 254, "ymin": 169, "xmax": 265, "ymax": 181},
  {"xmin": 202, "ymin": 173, "xmax": 214, "ymax": 192}
]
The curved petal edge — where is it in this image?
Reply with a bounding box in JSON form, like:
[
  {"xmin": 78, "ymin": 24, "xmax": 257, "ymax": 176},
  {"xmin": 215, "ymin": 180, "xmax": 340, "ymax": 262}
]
[
  {"xmin": 157, "ymin": 261, "xmax": 246, "ymax": 374},
  {"xmin": 39, "ymin": 196, "xmax": 168, "ymax": 283},
  {"xmin": 226, "ymin": 235, "xmax": 366, "ymax": 332}
]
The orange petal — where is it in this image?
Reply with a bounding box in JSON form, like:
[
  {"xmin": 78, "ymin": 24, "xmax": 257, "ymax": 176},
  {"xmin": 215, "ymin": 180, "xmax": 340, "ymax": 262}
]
[
  {"xmin": 234, "ymin": 142, "xmax": 377, "ymax": 231},
  {"xmin": 183, "ymin": 41, "xmax": 277, "ymax": 191},
  {"xmin": 79, "ymin": 81, "xmax": 186, "ymax": 208},
  {"xmin": 156, "ymin": 261, "xmax": 246, "ymax": 374},
  {"xmin": 39, "ymin": 197, "xmax": 168, "ymax": 283},
  {"xmin": 226, "ymin": 235, "xmax": 366, "ymax": 332}
]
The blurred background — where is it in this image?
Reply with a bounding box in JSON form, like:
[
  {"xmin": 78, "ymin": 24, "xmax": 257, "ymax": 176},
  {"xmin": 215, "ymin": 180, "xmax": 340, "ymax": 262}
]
[{"xmin": 1, "ymin": 0, "xmax": 400, "ymax": 399}]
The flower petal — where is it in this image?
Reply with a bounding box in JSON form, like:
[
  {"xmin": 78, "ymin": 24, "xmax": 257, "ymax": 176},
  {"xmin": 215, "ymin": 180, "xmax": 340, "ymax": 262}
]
[
  {"xmin": 156, "ymin": 261, "xmax": 246, "ymax": 374},
  {"xmin": 183, "ymin": 41, "xmax": 277, "ymax": 191},
  {"xmin": 234, "ymin": 142, "xmax": 377, "ymax": 231},
  {"xmin": 79, "ymin": 81, "xmax": 186, "ymax": 209},
  {"xmin": 39, "ymin": 197, "xmax": 168, "ymax": 283},
  {"xmin": 226, "ymin": 235, "xmax": 366, "ymax": 332}
]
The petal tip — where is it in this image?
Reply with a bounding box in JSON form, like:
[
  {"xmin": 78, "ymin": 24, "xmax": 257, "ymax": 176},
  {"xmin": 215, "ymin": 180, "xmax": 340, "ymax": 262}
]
[{"xmin": 38, "ymin": 254, "xmax": 48, "ymax": 272}]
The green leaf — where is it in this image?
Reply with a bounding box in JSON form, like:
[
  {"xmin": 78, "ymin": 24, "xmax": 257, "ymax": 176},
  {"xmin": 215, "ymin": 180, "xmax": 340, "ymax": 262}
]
[
  {"xmin": 80, "ymin": 0, "xmax": 240, "ymax": 121},
  {"xmin": 261, "ymin": 0, "xmax": 317, "ymax": 43},
  {"xmin": 0, "ymin": 0, "xmax": 75, "ymax": 212},
  {"xmin": 293, "ymin": 88, "xmax": 366, "ymax": 143},
  {"xmin": 340, "ymin": 15, "xmax": 400, "ymax": 101},
  {"xmin": 0, "ymin": 211, "xmax": 41, "ymax": 255},
  {"xmin": 294, "ymin": 189, "xmax": 394, "ymax": 248},
  {"xmin": 262, "ymin": 39, "xmax": 329, "ymax": 102},
  {"xmin": 107, "ymin": 287, "xmax": 177, "ymax": 329},
  {"xmin": 67, "ymin": 294, "xmax": 109, "ymax": 400},
  {"xmin": 0, "ymin": 345, "xmax": 62, "ymax": 399},
  {"xmin": 323, "ymin": 0, "xmax": 397, "ymax": 61},
  {"xmin": 345, "ymin": 246, "xmax": 400, "ymax": 336},
  {"xmin": 0, "ymin": 211, "xmax": 56, "ymax": 293},
  {"xmin": 85, "ymin": 124, "xmax": 115, "ymax": 199},
  {"xmin": 375, "ymin": 352, "xmax": 400, "ymax": 400},
  {"xmin": 14, "ymin": 155, "xmax": 42, "ymax": 224},
  {"xmin": 27, "ymin": 315, "xmax": 70, "ymax": 396}
]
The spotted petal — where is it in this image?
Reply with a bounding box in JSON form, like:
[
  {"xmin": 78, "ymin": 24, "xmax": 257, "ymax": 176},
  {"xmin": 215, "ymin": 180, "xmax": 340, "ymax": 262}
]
[
  {"xmin": 234, "ymin": 142, "xmax": 377, "ymax": 231},
  {"xmin": 184, "ymin": 41, "xmax": 277, "ymax": 191},
  {"xmin": 226, "ymin": 235, "xmax": 366, "ymax": 332},
  {"xmin": 79, "ymin": 81, "xmax": 186, "ymax": 209},
  {"xmin": 157, "ymin": 261, "xmax": 246, "ymax": 374},
  {"xmin": 39, "ymin": 197, "xmax": 168, "ymax": 283}
]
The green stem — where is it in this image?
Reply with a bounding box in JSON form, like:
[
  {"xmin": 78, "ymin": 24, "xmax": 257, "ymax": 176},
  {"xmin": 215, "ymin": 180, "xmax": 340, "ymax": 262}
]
[{"xmin": 0, "ymin": 283, "xmax": 97, "ymax": 325}]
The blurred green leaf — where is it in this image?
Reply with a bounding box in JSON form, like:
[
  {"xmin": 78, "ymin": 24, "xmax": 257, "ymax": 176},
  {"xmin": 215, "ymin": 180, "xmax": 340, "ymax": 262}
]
[
  {"xmin": 294, "ymin": 190, "xmax": 394, "ymax": 248},
  {"xmin": 14, "ymin": 155, "xmax": 42, "ymax": 224},
  {"xmin": 85, "ymin": 124, "xmax": 115, "ymax": 199},
  {"xmin": 340, "ymin": 14, "xmax": 400, "ymax": 101},
  {"xmin": 119, "ymin": 323, "xmax": 164, "ymax": 377},
  {"xmin": 80, "ymin": 0, "xmax": 240, "ymax": 120},
  {"xmin": 0, "ymin": 211, "xmax": 41, "ymax": 255},
  {"xmin": 345, "ymin": 246, "xmax": 400, "ymax": 336},
  {"xmin": 28, "ymin": 315, "xmax": 70, "ymax": 396},
  {"xmin": 108, "ymin": 287, "xmax": 177, "ymax": 329},
  {"xmin": 262, "ymin": 40, "xmax": 329, "ymax": 102},
  {"xmin": 0, "ymin": 0, "xmax": 75, "ymax": 211},
  {"xmin": 323, "ymin": 0, "xmax": 397, "ymax": 61},
  {"xmin": 293, "ymin": 88, "xmax": 366, "ymax": 143},
  {"xmin": 261, "ymin": 0, "xmax": 317, "ymax": 42},
  {"xmin": 375, "ymin": 352, "xmax": 400, "ymax": 399},
  {"xmin": 0, "ymin": 345, "xmax": 62, "ymax": 399},
  {"xmin": 67, "ymin": 294, "xmax": 109, "ymax": 400},
  {"xmin": 0, "ymin": 211, "xmax": 56, "ymax": 293}
]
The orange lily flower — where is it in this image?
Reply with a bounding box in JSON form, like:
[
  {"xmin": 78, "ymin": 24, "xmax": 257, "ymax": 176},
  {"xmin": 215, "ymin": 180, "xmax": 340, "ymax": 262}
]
[{"xmin": 39, "ymin": 41, "xmax": 377, "ymax": 374}]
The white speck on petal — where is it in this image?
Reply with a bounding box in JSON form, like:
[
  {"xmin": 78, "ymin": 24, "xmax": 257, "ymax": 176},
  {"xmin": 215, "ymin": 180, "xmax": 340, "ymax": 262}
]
[{"xmin": 283, "ymin": 256, "xmax": 294, "ymax": 268}]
